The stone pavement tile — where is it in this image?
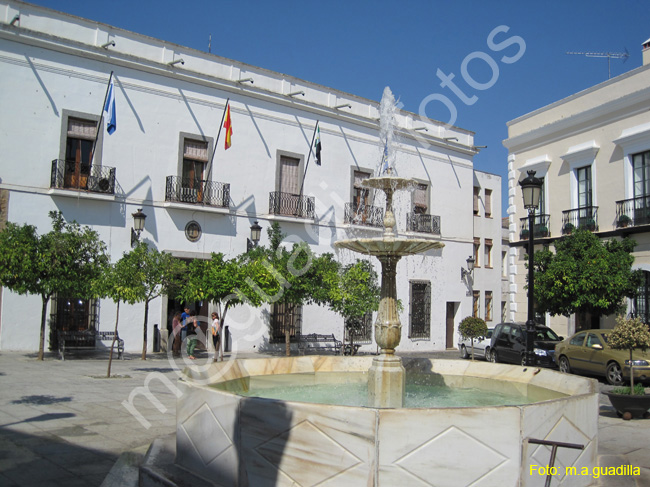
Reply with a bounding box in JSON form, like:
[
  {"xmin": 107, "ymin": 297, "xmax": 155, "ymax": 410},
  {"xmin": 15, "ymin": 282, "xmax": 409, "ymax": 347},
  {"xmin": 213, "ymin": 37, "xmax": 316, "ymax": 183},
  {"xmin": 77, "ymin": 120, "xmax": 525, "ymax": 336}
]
[
  {"xmin": 625, "ymin": 449, "xmax": 650, "ymax": 470},
  {"xmin": 594, "ymin": 455, "xmax": 638, "ymax": 487},
  {"xmin": 1, "ymin": 457, "xmax": 78, "ymax": 485},
  {"xmin": 0, "ymin": 472, "xmax": 21, "ymax": 487}
]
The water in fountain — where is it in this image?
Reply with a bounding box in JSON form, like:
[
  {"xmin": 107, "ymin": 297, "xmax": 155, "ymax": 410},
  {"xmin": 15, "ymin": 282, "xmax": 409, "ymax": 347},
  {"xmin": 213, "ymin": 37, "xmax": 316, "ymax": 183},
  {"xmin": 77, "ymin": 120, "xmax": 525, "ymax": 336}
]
[{"xmin": 378, "ymin": 86, "xmax": 398, "ymax": 176}]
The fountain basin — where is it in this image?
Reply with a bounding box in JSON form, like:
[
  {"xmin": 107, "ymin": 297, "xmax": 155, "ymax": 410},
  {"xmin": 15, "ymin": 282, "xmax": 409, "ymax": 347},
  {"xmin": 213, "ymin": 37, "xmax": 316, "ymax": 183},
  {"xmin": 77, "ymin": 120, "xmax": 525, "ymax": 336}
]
[{"xmin": 177, "ymin": 357, "xmax": 598, "ymax": 487}]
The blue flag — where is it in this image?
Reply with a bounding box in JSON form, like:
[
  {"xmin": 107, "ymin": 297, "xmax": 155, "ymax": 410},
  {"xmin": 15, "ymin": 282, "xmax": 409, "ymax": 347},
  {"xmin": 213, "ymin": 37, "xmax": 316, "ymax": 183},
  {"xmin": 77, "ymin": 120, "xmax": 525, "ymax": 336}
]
[{"xmin": 103, "ymin": 77, "xmax": 116, "ymax": 134}]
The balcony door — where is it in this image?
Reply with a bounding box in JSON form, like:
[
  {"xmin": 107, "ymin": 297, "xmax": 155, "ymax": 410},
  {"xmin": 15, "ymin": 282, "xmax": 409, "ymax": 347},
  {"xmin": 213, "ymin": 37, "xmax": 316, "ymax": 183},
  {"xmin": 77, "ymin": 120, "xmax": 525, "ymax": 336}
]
[
  {"xmin": 577, "ymin": 166, "xmax": 593, "ymax": 226},
  {"xmin": 182, "ymin": 139, "xmax": 208, "ymax": 203},
  {"xmin": 65, "ymin": 118, "xmax": 97, "ymax": 190},
  {"xmin": 633, "ymin": 151, "xmax": 650, "ymax": 224}
]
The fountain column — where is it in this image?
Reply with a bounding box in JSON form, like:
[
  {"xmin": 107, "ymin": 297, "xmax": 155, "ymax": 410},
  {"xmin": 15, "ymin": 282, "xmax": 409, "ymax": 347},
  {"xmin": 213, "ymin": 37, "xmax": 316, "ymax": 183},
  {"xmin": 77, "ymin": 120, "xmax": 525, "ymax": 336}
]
[{"xmin": 368, "ymin": 253, "xmax": 405, "ymax": 408}]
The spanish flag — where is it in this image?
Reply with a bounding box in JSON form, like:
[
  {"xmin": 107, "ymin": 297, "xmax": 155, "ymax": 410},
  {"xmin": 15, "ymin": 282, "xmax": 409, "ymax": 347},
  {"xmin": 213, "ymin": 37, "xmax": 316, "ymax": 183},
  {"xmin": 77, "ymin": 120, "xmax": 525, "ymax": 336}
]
[{"xmin": 223, "ymin": 104, "xmax": 233, "ymax": 150}]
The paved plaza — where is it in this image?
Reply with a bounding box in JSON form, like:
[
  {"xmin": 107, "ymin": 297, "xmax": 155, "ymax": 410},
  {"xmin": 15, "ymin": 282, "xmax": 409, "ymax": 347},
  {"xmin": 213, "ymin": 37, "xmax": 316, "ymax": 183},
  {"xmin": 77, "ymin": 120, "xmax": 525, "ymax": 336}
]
[{"xmin": 0, "ymin": 349, "xmax": 648, "ymax": 486}]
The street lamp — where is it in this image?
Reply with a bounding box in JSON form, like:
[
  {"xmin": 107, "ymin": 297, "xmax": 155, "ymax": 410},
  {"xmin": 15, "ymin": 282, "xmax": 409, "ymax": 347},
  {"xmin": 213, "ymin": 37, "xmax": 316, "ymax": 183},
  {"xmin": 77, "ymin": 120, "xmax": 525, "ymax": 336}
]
[
  {"xmin": 461, "ymin": 255, "xmax": 475, "ymax": 280},
  {"xmin": 519, "ymin": 170, "xmax": 543, "ymax": 366},
  {"xmin": 131, "ymin": 208, "xmax": 147, "ymax": 247},
  {"xmin": 247, "ymin": 221, "xmax": 262, "ymax": 251}
]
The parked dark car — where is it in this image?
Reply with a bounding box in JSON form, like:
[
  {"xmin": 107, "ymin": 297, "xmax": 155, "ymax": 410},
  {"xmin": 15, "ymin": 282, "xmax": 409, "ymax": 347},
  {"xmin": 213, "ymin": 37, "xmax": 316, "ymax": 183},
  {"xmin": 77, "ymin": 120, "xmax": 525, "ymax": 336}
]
[{"xmin": 489, "ymin": 322, "xmax": 562, "ymax": 367}]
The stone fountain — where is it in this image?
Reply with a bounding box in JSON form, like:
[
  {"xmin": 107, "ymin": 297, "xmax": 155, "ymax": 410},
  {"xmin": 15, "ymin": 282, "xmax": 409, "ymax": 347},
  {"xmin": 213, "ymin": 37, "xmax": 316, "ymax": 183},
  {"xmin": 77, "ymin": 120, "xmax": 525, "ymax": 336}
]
[
  {"xmin": 335, "ymin": 175, "xmax": 443, "ymax": 408},
  {"xmin": 335, "ymin": 88, "xmax": 444, "ymax": 407},
  {"xmin": 161, "ymin": 88, "xmax": 599, "ymax": 487}
]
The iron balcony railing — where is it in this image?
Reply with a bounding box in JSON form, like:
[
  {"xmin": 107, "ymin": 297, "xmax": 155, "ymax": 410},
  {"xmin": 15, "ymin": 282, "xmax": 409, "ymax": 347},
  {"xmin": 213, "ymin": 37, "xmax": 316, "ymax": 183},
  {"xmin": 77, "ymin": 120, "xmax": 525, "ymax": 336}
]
[
  {"xmin": 407, "ymin": 212, "xmax": 441, "ymax": 235},
  {"xmin": 269, "ymin": 191, "xmax": 315, "ymax": 218},
  {"xmin": 561, "ymin": 206, "xmax": 598, "ymax": 235},
  {"xmin": 615, "ymin": 196, "xmax": 650, "ymax": 228},
  {"xmin": 50, "ymin": 159, "xmax": 116, "ymax": 194},
  {"xmin": 165, "ymin": 176, "xmax": 230, "ymax": 208},
  {"xmin": 344, "ymin": 202, "xmax": 384, "ymax": 228},
  {"xmin": 519, "ymin": 214, "xmax": 551, "ymax": 240}
]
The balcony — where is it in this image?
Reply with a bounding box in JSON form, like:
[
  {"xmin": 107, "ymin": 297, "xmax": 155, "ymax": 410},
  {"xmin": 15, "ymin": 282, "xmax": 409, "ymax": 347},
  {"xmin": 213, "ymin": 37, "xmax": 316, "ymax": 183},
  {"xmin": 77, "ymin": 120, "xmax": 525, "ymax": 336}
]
[
  {"xmin": 165, "ymin": 176, "xmax": 230, "ymax": 208},
  {"xmin": 561, "ymin": 206, "xmax": 598, "ymax": 235},
  {"xmin": 407, "ymin": 212, "xmax": 441, "ymax": 235},
  {"xmin": 615, "ymin": 196, "xmax": 650, "ymax": 228},
  {"xmin": 344, "ymin": 203, "xmax": 384, "ymax": 228},
  {"xmin": 269, "ymin": 191, "xmax": 315, "ymax": 219},
  {"xmin": 50, "ymin": 159, "xmax": 116, "ymax": 195},
  {"xmin": 519, "ymin": 214, "xmax": 551, "ymax": 240}
]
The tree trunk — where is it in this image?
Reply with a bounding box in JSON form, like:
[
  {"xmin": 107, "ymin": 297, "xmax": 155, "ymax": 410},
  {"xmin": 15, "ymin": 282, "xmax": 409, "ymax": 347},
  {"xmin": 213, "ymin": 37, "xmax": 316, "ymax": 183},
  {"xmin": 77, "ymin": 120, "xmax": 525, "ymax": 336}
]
[
  {"xmin": 141, "ymin": 300, "xmax": 149, "ymax": 360},
  {"xmin": 38, "ymin": 295, "xmax": 49, "ymax": 361},
  {"xmin": 107, "ymin": 300, "xmax": 120, "ymax": 378}
]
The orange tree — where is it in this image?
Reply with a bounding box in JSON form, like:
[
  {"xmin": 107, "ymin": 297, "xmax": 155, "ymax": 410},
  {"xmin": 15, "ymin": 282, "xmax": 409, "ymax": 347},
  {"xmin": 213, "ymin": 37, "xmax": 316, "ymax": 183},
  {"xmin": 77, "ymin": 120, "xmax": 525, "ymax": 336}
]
[{"xmin": 0, "ymin": 211, "xmax": 109, "ymax": 360}]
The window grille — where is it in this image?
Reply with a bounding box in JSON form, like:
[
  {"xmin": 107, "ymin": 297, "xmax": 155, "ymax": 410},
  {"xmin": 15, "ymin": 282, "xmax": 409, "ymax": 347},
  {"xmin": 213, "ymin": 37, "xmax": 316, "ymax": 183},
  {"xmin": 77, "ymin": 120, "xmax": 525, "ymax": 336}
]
[{"xmin": 409, "ymin": 281, "xmax": 431, "ymax": 339}]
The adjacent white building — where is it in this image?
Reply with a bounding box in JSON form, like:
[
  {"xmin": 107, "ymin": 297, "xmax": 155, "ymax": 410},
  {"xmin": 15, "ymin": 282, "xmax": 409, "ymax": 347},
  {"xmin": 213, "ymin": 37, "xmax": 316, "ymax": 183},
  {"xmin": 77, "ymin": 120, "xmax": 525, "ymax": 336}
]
[
  {"xmin": 0, "ymin": 1, "xmax": 501, "ymax": 355},
  {"xmin": 504, "ymin": 38, "xmax": 650, "ymax": 337}
]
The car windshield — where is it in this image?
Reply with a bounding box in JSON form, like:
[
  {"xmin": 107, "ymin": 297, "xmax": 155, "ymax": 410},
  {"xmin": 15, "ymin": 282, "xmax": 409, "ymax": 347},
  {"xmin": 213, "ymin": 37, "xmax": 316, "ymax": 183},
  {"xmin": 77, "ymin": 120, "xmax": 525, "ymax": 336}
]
[{"xmin": 535, "ymin": 327, "xmax": 560, "ymax": 341}]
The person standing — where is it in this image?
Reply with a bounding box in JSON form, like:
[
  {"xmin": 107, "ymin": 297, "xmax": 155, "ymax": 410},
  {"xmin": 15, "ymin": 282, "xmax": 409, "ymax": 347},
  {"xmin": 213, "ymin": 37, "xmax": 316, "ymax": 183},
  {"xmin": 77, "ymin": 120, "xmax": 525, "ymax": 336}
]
[
  {"xmin": 211, "ymin": 312, "xmax": 221, "ymax": 362},
  {"xmin": 171, "ymin": 311, "xmax": 182, "ymax": 357},
  {"xmin": 180, "ymin": 306, "xmax": 191, "ymax": 344},
  {"xmin": 186, "ymin": 310, "xmax": 198, "ymax": 359}
]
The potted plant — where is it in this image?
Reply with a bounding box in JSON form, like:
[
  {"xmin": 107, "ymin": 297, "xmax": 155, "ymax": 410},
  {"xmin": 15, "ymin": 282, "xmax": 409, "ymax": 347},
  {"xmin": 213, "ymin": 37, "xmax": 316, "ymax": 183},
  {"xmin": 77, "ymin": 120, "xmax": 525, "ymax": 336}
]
[
  {"xmin": 585, "ymin": 218, "xmax": 596, "ymax": 231},
  {"xmin": 604, "ymin": 316, "xmax": 650, "ymax": 419},
  {"xmin": 535, "ymin": 225, "xmax": 549, "ymax": 237},
  {"xmin": 458, "ymin": 316, "xmax": 488, "ymax": 361},
  {"xmin": 618, "ymin": 214, "xmax": 632, "ymax": 228},
  {"xmin": 520, "ymin": 228, "xmax": 529, "ymax": 240},
  {"xmin": 563, "ymin": 222, "xmax": 575, "ymax": 235}
]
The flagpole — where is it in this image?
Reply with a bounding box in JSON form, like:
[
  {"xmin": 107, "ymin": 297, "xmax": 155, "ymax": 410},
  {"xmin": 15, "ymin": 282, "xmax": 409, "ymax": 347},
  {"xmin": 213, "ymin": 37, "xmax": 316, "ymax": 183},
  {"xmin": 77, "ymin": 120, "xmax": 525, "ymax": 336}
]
[
  {"xmin": 298, "ymin": 121, "xmax": 319, "ymax": 198},
  {"xmin": 90, "ymin": 71, "xmax": 114, "ymax": 167},
  {"xmin": 204, "ymin": 98, "xmax": 230, "ymax": 197}
]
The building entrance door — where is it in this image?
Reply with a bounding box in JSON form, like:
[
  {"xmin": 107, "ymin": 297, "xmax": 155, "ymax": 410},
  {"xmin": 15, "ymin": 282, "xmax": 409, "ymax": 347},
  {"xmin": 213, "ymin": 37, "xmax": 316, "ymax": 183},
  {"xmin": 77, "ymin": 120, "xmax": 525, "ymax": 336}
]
[{"xmin": 446, "ymin": 302, "xmax": 458, "ymax": 349}]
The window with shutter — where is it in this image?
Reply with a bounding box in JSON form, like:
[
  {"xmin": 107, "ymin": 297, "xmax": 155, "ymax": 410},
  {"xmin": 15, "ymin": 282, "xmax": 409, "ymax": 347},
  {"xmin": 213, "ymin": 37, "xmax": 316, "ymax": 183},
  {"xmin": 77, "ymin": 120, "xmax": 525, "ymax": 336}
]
[
  {"xmin": 485, "ymin": 189, "xmax": 492, "ymax": 217},
  {"xmin": 414, "ymin": 183, "xmax": 428, "ymax": 214}
]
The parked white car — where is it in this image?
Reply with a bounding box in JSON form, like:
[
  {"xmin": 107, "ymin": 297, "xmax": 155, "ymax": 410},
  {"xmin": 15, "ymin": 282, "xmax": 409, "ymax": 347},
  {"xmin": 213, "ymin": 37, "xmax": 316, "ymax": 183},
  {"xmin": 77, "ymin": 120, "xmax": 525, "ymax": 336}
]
[{"xmin": 458, "ymin": 328, "xmax": 494, "ymax": 361}]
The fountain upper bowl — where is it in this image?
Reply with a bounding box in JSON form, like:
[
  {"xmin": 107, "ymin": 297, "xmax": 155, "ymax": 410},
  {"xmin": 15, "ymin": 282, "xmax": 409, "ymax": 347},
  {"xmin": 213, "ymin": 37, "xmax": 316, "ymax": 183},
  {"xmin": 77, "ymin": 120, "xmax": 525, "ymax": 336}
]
[{"xmin": 335, "ymin": 237, "xmax": 444, "ymax": 256}]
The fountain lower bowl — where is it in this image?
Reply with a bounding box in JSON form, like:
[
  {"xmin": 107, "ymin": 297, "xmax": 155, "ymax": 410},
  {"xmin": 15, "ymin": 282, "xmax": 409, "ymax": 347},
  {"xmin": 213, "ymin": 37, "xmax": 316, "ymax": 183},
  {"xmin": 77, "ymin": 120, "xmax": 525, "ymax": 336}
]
[{"xmin": 177, "ymin": 356, "xmax": 598, "ymax": 487}]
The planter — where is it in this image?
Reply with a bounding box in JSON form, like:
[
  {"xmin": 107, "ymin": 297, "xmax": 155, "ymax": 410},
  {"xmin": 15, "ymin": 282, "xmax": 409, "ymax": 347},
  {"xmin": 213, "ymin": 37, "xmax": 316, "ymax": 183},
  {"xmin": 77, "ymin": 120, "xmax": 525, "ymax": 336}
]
[{"xmin": 604, "ymin": 391, "xmax": 650, "ymax": 420}]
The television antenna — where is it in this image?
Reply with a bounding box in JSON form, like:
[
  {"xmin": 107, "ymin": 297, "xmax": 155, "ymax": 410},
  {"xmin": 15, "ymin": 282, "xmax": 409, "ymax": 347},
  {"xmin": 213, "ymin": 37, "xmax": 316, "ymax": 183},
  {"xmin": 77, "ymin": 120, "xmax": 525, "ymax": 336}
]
[{"xmin": 566, "ymin": 49, "xmax": 630, "ymax": 79}]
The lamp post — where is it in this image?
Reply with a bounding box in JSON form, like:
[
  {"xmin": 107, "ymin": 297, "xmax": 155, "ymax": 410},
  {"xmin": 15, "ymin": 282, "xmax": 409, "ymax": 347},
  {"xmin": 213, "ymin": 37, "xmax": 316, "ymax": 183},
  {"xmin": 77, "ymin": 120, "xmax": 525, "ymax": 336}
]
[
  {"xmin": 461, "ymin": 255, "xmax": 475, "ymax": 280},
  {"xmin": 131, "ymin": 208, "xmax": 147, "ymax": 247},
  {"xmin": 247, "ymin": 221, "xmax": 262, "ymax": 251},
  {"xmin": 519, "ymin": 170, "xmax": 543, "ymax": 366}
]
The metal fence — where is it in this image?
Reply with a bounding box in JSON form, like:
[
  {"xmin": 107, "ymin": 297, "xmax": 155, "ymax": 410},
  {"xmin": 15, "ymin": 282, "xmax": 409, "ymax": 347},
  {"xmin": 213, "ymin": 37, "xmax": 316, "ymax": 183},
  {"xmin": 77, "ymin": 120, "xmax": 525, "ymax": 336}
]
[
  {"xmin": 269, "ymin": 191, "xmax": 315, "ymax": 218},
  {"xmin": 165, "ymin": 176, "xmax": 230, "ymax": 208},
  {"xmin": 50, "ymin": 159, "xmax": 116, "ymax": 194},
  {"xmin": 344, "ymin": 203, "xmax": 384, "ymax": 228},
  {"xmin": 407, "ymin": 212, "xmax": 441, "ymax": 235}
]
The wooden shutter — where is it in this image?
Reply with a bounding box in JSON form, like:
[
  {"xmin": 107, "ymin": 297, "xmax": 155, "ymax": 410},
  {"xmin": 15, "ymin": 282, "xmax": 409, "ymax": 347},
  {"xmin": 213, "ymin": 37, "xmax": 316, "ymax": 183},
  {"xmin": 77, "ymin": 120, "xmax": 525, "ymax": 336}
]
[{"xmin": 280, "ymin": 157, "xmax": 300, "ymax": 194}]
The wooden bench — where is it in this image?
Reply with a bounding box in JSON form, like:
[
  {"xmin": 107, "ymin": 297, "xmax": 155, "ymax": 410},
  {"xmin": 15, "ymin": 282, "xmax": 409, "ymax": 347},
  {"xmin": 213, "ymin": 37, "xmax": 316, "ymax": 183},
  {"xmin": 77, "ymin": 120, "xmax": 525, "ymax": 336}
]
[
  {"xmin": 58, "ymin": 330, "xmax": 124, "ymax": 360},
  {"xmin": 296, "ymin": 333, "xmax": 343, "ymax": 355}
]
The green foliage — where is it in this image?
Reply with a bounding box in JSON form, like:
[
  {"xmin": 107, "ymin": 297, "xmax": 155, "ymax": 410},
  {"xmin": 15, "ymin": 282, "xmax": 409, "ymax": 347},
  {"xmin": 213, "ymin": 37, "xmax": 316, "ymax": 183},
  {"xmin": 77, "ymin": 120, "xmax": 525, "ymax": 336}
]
[
  {"xmin": 608, "ymin": 315, "xmax": 650, "ymax": 390},
  {"xmin": 458, "ymin": 316, "xmax": 488, "ymax": 341},
  {"xmin": 612, "ymin": 384, "xmax": 646, "ymax": 396},
  {"xmin": 0, "ymin": 211, "xmax": 109, "ymax": 360},
  {"xmin": 328, "ymin": 260, "xmax": 380, "ymax": 323},
  {"xmin": 608, "ymin": 316, "xmax": 650, "ymax": 352},
  {"xmin": 533, "ymin": 229, "xmax": 641, "ymax": 320}
]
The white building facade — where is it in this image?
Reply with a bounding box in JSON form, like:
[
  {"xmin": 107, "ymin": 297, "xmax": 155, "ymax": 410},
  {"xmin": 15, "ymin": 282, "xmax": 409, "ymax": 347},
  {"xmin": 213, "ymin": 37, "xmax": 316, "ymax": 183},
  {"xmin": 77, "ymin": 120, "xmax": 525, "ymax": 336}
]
[{"xmin": 0, "ymin": 1, "xmax": 500, "ymax": 355}]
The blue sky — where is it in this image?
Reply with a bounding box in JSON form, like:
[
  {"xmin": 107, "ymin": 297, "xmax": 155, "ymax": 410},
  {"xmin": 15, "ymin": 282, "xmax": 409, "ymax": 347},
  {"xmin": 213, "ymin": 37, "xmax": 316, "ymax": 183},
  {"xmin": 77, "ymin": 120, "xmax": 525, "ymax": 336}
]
[{"xmin": 28, "ymin": 0, "xmax": 650, "ymax": 212}]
